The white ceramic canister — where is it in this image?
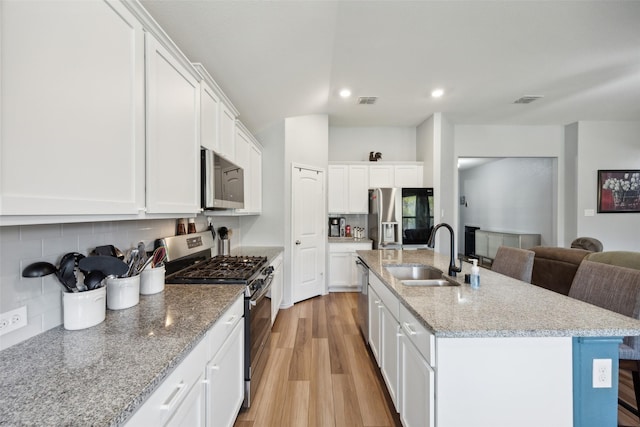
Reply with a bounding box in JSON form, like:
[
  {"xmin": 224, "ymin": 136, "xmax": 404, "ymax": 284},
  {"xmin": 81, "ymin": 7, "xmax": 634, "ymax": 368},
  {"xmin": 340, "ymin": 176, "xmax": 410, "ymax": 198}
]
[
  {"xmin": 63, "ymin": 286, "xmax": 106, "ymax": 330},
  {"xmin": 140, "ymin": 266, "xmax": 165, "ymax": 295},
  {"xmin": 106, "ymin": 275, "xmax": 140, "ymax": 310}
]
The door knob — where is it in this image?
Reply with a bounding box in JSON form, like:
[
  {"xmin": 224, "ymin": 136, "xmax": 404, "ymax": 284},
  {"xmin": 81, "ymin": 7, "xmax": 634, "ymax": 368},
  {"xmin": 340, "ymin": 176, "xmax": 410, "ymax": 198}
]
[{"xmin": 295, "ymin": 240, "xmax": 301, "ymax": 245}]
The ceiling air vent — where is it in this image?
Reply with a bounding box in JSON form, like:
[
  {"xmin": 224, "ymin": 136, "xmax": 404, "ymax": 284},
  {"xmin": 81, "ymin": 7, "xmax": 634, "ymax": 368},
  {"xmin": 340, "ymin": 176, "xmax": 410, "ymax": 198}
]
[
  {"xmin": 513, "ymin": 95, "xmax": 543, "ymax": 104},
  {"xmin": 357, "ymin": 96, "xmax": 378, "ymax": 105}
]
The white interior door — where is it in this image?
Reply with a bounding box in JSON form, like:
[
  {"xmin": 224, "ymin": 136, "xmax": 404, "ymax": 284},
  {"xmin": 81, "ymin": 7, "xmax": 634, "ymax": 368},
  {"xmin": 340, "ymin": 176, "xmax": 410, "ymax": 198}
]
[{"xmin": 292, "ymin": 165, "xmax": 326, "ymax": 303}]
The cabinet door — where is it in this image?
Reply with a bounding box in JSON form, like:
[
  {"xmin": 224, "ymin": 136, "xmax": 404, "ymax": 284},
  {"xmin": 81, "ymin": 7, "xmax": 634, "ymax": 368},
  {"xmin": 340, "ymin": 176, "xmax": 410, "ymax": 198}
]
[
  {"xmin": 234, "ymin": 127, "xmax": 251, "ymax": 213},
  {"xmin": 1, "ymin": 0, "xmax": 144, "ymax": 215},
  {"xmin": 394, "ymin": 165, "xmax": 421, "ymax": 188},
  {"xmin": 200, "ymin": 82, "xmax": 220, "ymax": 152},
  {"xmin": 400, "ymin": 335, "xmax": 434, "ymax": 427},
  {"xmin": 207, "ymin": 320, "xmax": 244, "ymax": 427},
  {"xmin": 329, "ymin": 252, "xmax": 352, "ymax": 289},
  {"xmin": 166, "ymin": 374, "xmax": 206, "ymax": 427},
  {"xmin": 219, "ymin": 103, "xmax": 236, "ymax": 161},
  {"xmin": 475, "ymin": 231, "xmax": 489, "ymax": 258},
  {"xmin": 271, "ymin": 260, "xmax": 283, "ymax": 325},
  {"xmin": 380, "ymin": 304, "xmax": 399, "ymax": 410},
  {"xmin": 328, "ymin": 165, "xmax": 349, "ymax": 214},
  {"xmin": 249, "ymin": 144, "xmax": 262, "ymax": 214},
  {"xmin": 348, "ymin": 165, "xmax": 369, "ymax": 213},
  {"xmin": 145, "ymin": 33, "xmax": 200, "ymax": 214},
  {"xmin": 368, "ymin": 285, "xmax": 382, "ymax": 366},
  {"xmin": 369, "ymin": 165, "xmax": 394, "ymax": 188}
]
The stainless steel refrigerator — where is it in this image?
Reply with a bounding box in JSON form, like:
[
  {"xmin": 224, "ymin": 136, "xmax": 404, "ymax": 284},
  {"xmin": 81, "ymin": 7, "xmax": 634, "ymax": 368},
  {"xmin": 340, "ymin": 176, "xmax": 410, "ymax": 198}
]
[{"xmin": 369, "ymin": 187, "xmax": 434, "ymax": 249}]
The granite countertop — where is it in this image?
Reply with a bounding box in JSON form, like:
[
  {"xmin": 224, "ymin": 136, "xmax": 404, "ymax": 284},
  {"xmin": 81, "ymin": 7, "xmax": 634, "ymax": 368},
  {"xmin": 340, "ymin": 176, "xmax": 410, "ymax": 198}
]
[
  {"xmin": 328, "ymin": 237, "xmax": 373, "ymax": 244},
  {"xmin": 357, "ymin": 249, "xmax": 640, "ymax": 339},
  {"xmin": 0, "ymin": 246, "xmax": 284, "ymax": 426}
]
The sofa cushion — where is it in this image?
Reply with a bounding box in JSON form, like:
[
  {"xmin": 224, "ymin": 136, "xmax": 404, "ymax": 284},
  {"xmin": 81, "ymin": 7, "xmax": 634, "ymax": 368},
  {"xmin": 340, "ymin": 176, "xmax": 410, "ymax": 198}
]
[
  {"xmin": 530, "ymin": 246, "xmax": 592, "ymax": 295},
  {"xmin": 585, "ymin": 251, "xmax": 640, "ymax": 270}
]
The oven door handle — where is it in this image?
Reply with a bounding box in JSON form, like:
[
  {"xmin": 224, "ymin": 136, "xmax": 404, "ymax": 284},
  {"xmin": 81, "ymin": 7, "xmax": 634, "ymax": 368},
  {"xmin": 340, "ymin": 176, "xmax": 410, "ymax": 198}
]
[{"xmin": 249, "ymin": 275, "xmax": 274, "ymax": 308}]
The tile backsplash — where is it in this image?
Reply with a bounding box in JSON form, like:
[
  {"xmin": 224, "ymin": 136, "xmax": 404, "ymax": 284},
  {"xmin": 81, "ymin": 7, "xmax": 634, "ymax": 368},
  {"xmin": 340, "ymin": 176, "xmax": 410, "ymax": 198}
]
[{"xmin": 0, "ymin": 215, "xmax": 239, "ymax": 350}]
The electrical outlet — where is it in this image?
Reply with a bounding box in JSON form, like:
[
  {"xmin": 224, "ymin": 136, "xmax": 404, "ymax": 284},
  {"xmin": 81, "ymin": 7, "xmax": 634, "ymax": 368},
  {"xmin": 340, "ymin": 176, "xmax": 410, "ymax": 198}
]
[
  {"xmin": 0, "ymin": 306, "xmax": 28, "ymax": 336},
  {"xmin": 592, "ymin": 358, "xmax": 612, "ymax": 388}
]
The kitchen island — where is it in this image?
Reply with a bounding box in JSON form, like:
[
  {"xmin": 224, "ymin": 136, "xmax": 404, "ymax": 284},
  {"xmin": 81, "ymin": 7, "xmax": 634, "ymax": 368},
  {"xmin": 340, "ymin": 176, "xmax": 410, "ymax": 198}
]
[{"xmin": 357, "ymin": 249, "xmax": 640, "ymax": 427}]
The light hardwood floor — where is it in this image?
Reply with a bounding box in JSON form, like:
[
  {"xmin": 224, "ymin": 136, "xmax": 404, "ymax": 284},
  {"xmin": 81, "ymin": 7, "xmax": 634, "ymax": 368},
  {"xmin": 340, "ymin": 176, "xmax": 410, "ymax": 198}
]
[
  {"xmin": 234, "ymin": 292, "xmax": 401, "ymax": 427},
  {"xmin": 234, "ymin": 292, "xmax": 640, "ymax": 427}
]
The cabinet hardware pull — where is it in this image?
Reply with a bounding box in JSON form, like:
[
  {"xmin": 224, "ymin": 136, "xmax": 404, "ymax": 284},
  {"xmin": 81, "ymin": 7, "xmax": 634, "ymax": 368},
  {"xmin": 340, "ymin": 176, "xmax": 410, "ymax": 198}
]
[
  {"xmin": 402, "ymin": 322, "xmax": 417, "ymax": 336},
  {"xmin": 161, "ymin": 381, "xmax": 186, "ymax": 410},
  {"xmin": 225, "ymin": 315, "xmax": 237, "ymax": 325}
]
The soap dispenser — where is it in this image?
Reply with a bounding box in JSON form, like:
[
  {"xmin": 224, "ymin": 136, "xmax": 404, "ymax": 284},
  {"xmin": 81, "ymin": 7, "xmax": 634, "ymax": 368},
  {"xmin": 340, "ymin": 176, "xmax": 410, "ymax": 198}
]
[{"xmin": 470, "ymin": 259, "xmax": 480, "ymax": 289}]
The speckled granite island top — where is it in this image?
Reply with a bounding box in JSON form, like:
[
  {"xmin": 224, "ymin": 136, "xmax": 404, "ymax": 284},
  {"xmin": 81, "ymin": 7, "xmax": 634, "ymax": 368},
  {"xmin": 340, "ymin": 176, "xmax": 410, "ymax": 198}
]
[
  {"xmin": 0, "ymin": 284, "xmax": 245, "ymax": 426},
  {"xmin": 357, "ymin": 249, "xmax": 640, "ymax": 339}
]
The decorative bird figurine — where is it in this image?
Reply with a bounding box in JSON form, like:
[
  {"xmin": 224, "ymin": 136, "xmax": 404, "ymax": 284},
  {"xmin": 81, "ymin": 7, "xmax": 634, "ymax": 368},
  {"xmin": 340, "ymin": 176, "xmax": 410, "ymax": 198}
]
[{"xmin": 369, "ymin": 151, "xmax": 382, "ymax": 161}]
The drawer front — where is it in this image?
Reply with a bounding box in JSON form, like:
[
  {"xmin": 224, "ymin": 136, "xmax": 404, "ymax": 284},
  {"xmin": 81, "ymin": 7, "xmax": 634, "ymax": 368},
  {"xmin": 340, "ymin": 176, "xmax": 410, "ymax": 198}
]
[
  {"xmin": 329, "ymin": 242, "xmax": 373, "ymax": 253},
  {"xmin": 126, "ymin": 337, "xmax": 207, "ymax": 426},
  {"xmin": 207, "ymin": 295, "xmax": 244, "ymax": 359},
  {"xmin": 369, "ymin": 272, "xmax": 399, "ymax": 321},
  {"xmin": 399, "ymin": 303, "xmax": 435, "ymax": 366}
]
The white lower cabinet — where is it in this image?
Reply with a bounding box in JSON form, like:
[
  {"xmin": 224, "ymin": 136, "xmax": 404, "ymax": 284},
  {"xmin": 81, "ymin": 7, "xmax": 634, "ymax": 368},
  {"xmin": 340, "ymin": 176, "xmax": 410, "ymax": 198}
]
[
  {"xmin": 125, "ymin": 337, "xmax": 207, "ymax": 426},
  {"xmin": 126, "ymin": 295, "xmax": 244, "ymax": 427},
  {"xmin": 399, "ymin": 303, "xmax": 435, "ymax": 427},
  {"xmin": 206, "ymin": 320, "xmax": 244, "ymax": 427},
  {"xmin": 380, "ymin": 303, "xmax": 399, "ymax": 410},
  {"xmin": 369, "ymin": 272, "xmax": 434, "ymax": 424},
  {"xmin": 328, "ymin": 242, "xmax": 373, "ymax": 291},
  {"xmin": 368, "ymin": 285, "xmax": 382, "ymax": 366},
  {"xmin": 269, "ymin": 254, "xmax": 284, "ymax": 325}
]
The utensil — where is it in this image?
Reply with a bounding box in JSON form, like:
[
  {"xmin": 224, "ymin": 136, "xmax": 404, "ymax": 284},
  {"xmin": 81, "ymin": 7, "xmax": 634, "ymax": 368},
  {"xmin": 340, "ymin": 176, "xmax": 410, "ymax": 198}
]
[
  {"xmin": 58, "ymin": 252, "xmax": 85, "ymax": 292},
  {"xmin": 79, "ymin": 256, "xmax": 129, "ymax": 278},
  {"xmin": 125, "ymin": 248, "xmax": 139, "ymax": 277},
  {"xmin": 151, "ymin": 246, "xmax": 166, "ymax": 268},
  {"xmin": 84, "ymin": 270, "xmax": 107, "ymax": 290},
  {"xmin": 22, "ymin": 261, "xmax": 73, "ymax": 293}
]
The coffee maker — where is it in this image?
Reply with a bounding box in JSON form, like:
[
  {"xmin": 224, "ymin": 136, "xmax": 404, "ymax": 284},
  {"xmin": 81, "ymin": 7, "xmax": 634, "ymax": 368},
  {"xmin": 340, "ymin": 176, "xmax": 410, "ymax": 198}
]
[{"xmin": 329, "ymin": 217, "xmax": 346, "ymax": 237}]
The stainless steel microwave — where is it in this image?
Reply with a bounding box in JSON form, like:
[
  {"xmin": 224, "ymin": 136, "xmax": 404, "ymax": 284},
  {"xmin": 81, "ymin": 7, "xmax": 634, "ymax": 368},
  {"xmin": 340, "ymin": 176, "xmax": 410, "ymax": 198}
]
[{"xmin": 201, "ymin": 149, "xmax": 244, "ymax": 209}]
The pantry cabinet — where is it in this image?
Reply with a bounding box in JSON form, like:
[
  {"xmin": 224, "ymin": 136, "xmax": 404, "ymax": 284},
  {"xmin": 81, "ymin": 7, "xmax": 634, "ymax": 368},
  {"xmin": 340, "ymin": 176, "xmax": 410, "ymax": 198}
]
[
  {"xmin": 145, "ymin": 32, "xmax": 201, "ymax": 214},
  {"xmin": 0, "ymin": 0, "xmax": 145, "ymax": 216}
]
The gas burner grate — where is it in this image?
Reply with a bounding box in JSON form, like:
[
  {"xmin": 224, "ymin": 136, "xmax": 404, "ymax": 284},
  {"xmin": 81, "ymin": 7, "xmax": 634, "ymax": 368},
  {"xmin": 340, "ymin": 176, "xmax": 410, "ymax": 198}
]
[{"xmin": 172, "ymin": 255, "xmax": 267, "ymax": 282}]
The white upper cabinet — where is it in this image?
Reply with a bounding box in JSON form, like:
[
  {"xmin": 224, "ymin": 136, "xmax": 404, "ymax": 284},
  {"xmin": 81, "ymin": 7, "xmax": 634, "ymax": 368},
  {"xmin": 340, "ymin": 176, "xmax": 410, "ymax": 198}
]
[
  {"xmin": 199, "ymin": 81, "xmax": 221, "ymax": 152},
  {"xmin": 328, "ymin": 165, "xmax": 349, "ymax": 214},
  {"xmin": 145, "ymin": 32, "xmax": 200, "ymax": 214},
  {"xmin": 348, "ymin": 164, "xmax": 369, "ymax": 213},
  {"xmin": 219, "ymin": 103, "xmax": 237, "ymax": 162},
  {"xmin": 369, "ymin": 164, "xmax": 395, "ymax": 188},
  {"xmin": 0, "ymin": 0, "xmax": 145, "ymax": 216},
  {"xmin": 369, "ymin": 163, "xmax": 424, "ymax": 188},
  {"xmin": 328, "ymin": 164, "xmax": 369, "ymax": 214},
  {"xmin": 234, "ymin": 122, "xmax": 262, "ymax": 215},
  {"xmin": 394, "ymin": 164, "xmax": 423, "ymax": 187},
  {"xmin": 193, "ymin": 63, "xmax": 239, "ymax": 160}
]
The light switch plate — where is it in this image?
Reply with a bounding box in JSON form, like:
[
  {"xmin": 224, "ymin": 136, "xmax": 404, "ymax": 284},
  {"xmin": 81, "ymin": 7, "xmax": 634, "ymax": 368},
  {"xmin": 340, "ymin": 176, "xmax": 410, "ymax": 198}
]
[{"xmin": 584, "ymin": 209, "xmax": 595, "ymax": 217}]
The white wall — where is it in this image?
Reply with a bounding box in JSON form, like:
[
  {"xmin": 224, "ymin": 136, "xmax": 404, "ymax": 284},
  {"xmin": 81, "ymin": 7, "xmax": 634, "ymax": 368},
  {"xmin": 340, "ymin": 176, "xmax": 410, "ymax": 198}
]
[
  {"xmin": 0, "ymin": 216, "xmax": 240, "ymax": 350},
  {"xmin": 454, "ymin": 125, "xmax": 565, "ymax": 247},
  {"xmin": 329, "ymin": 126, "xmax": 416, "ymax": 161},
  {"xmin": 416, "ymin": 116, "xmax": 435, "ymax": 188},
  {"xmin": 564, "ymin": 123, "xmax": 579, "ymax": 243},
  {"xmin": 241, "ymin": 122, "xmax": 286, "ymax": 246},
  {"xmin": 459, "ymin": 158, "xmax": 555, "ymax": 250},
  {"xmin": 574, "ymin": 121, "xmax": 640, "ymax": 250},
  {"xmin": 283, "ymin": 114, "xmax": 329, "ymax": 307}
]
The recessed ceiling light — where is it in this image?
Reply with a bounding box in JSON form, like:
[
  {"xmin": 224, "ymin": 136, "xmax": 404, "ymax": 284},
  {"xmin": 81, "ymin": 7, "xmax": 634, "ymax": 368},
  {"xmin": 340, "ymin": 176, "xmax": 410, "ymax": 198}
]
[
  {"xmin": 431, "ymin": 88, "xmax": 444, "ymax": 98},
  {"xmin": 339, "ymin": 88, "xmax": 352, "ymax": 98}
]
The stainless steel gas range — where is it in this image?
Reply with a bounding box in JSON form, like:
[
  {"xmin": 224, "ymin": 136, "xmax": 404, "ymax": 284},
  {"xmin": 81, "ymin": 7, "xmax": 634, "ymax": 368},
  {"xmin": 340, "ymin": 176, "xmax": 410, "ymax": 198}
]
[{"xmin": 158, "ymin": 231, "xmax": 273, "ymax": 409}]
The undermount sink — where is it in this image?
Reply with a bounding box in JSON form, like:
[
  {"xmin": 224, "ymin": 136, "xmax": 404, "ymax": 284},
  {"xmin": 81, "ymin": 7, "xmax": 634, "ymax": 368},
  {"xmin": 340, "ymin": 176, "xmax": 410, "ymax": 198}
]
[
  {"xmin": 383, "ymin": 264, "xmax": 459, "ymax": 287},
  {"xmin": 401, "ymin": 279, "xmax": 459, "ymax": 287}
]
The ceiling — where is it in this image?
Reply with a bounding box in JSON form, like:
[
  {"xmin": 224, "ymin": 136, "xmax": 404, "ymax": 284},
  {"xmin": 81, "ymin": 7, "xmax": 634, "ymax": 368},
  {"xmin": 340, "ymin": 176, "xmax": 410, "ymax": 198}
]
[{"xmin": 140, "ymin": 0, "xmax": 640, "ymax": 135}]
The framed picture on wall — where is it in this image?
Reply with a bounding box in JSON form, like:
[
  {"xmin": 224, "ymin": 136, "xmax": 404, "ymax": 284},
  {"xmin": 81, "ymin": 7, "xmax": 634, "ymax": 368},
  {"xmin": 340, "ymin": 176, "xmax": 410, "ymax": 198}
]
[{"xmin": 597, "ymin": 169, "xmax": 640, "ymax": 213}]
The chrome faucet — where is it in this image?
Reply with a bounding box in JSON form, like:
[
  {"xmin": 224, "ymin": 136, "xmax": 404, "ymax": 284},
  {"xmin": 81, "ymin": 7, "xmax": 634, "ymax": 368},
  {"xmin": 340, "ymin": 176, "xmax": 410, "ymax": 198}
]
[{"xmin": 427, "ymin": 223, "xmax": 462, "ymax": 277}]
